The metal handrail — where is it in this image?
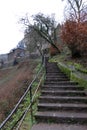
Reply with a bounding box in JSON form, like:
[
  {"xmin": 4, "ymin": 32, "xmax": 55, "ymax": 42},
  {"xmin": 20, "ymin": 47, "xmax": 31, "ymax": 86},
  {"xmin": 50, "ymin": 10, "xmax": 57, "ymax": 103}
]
[
  {"xmin": 16, "ymin": 73, "xmax": 44, "ymax": 130},
  {"xmin": 0, "ymin": 64, "xmax": 44, "ymax": 129}
]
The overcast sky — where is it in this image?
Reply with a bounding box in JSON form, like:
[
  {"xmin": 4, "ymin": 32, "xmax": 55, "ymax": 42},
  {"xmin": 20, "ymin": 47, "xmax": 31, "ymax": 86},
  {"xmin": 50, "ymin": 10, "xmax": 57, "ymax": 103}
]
[{"xmin": 0, "ymin": 0, "xmax": 66, "ymax": 54}]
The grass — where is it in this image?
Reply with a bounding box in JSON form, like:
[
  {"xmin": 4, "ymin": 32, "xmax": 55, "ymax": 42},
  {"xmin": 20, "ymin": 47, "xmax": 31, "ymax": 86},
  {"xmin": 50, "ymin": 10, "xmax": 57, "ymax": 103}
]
[
  {"xmin": 18, "ymin": 90, "xmax": 41, "ymax": 130},
  {"xmin": 0, "ymin": 59, "xmax": 44, "ymax": 130},
  {"xmin": 16, "ymin": 65, "xmax": 44, "ymax": 130},
  {"xmin": 0, "ymin": 59, "xmax": 41, "ymax": 124},
  {"xmin": 74, "ymin": 63, "xmax": 87, "ymax": 74}
]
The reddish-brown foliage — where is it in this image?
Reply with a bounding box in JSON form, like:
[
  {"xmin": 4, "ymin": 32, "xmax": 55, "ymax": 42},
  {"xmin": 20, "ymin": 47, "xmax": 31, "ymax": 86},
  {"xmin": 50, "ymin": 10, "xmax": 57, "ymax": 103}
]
[
  {"xmin": 49, "ymin": 45, "xmax": 59, "ymax": 56},
  {"xmin": 61, "ymin": 20, "xmax": 87, "ymax": 57}
]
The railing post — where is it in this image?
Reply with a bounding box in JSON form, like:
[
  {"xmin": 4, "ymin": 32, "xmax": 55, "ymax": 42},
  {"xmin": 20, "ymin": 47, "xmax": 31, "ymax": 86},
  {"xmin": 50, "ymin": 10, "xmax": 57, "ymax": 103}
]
[
  {"xmin": 30, "ymin": 86, "xmax": 33, "ymax": 124},
  {"xmin": 41, "ymin": 54, "xmax": 44, "ymax": 65},
  {"xmin": 44, "ymin": 55, "xmax": 49, "ymax": 73}
]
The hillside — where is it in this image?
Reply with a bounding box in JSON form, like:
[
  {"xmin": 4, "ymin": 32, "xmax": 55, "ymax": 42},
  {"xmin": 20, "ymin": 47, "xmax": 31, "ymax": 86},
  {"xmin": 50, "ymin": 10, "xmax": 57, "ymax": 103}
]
[{"xmin": 0, "ymin": 59, "xmax": 40, "ymax": 123}]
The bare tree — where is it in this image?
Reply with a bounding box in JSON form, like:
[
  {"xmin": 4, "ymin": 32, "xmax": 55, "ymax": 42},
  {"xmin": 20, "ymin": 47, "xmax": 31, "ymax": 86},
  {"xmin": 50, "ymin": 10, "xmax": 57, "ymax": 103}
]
[
  {"xmin": 20, "ymin": 13, "xmax": 60, "ymax": 53},
  {"xmin": 24, "ymin": 27, "xmax": 48, "ymax": 56},
  {"xmin": 63, "ymin": 0, "xmax": 87, "ymax": 22}
]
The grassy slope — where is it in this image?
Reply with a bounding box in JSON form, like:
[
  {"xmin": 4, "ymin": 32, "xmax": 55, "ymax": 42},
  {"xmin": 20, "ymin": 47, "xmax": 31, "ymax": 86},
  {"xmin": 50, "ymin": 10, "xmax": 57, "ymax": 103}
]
[{"xmin": 0, "ymin": 59, "xmax": 39, "ymax": 123}]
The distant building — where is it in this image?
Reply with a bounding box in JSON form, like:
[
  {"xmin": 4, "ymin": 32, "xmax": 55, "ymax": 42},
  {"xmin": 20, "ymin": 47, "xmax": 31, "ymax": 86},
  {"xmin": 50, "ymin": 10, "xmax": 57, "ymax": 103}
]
[
  {"xmin": 0, "ymin": 54, "xmax": 8, "ymax": 62},
  {"xmin": 8, "ymin": 47, "xmax": 25, "ymax": 64},
  {"xmin": 0, "ymin": 54, "xmax": 8, "ymax": 68}
]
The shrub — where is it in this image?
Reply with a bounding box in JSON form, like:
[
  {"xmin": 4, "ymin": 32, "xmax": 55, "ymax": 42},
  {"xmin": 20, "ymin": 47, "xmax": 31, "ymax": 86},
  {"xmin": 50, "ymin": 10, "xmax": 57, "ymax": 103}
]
[{"xmin": 61, "ymin": 20, "xmax": 87, "ymax": 58}]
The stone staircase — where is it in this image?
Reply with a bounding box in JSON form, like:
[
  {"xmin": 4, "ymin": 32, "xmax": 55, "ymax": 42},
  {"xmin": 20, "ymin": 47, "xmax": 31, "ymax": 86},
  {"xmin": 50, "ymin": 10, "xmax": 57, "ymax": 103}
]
[{"xmin": 31, "ymin": 62, "xmax": 87, "ymax": 130}]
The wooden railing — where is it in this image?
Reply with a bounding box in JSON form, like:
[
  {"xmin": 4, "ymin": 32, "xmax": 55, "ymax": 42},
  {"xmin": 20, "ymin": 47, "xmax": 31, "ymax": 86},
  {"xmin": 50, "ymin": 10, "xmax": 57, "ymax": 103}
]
[{"xmin": 0, "ymin": 62, "xmax": 44, "ymax": 130}]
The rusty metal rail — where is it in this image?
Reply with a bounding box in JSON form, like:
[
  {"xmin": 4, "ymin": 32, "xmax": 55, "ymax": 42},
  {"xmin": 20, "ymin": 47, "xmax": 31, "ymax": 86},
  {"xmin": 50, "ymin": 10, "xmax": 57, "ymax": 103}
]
[{"xmin": 0, "ymin": 64, "xmax": 44, "ymax": 130}]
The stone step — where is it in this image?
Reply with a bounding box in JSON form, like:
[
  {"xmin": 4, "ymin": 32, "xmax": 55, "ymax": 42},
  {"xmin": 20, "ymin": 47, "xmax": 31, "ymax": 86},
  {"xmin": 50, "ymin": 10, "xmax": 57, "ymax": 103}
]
[
  {"xmin": 46, "ymin": 77, "xmax": 69, "ymax": 81},
  {"xmin": 45, "ymin": 78, "xmax": 69, "ymax": 82},
  {"xmin": 35, "ymin": 111, "xmax": 87, "ymax": 124},
  {"xmin": 46, "ymin": 63, "xmax": 57, "ymax": 65},
  {"xmin": 46, "ymin": 72, "xmax": 66, "ymax": 75},
  {"xmin": 41, "ymin": 85, "xmax": 84, "ymax": 91},
  {"xmin": 46, "ymin": 67, "xmax": 59, "ymax": 69},
  {"xmin": 31, "ymin": 123, "xmax": 87, "ymax": 130},
  {"xmin": 46, "ymin": 69, "xmax": 60, "ymax": 71},
  {"xmin": 46, "ymin": 68, "xmax": 59, "ymax": 70},
  {"xmin": 46, "ymin": 71, "xmax": 62, "ymax": 73},
  {"xmin": 46, "ymin": 75, "xmax": 68, "ymax": 78},
  {"xmin": 46, "ymin": 68, "xmax": 61, "ymax": 70},
  {"xmin": 44, "ymin": 81, "xmax": 78, "ymax": 85},
  {"xmin": 38, "ymin": 103, "xmax": 87, "ymax": 112},
  {"xmin": 46, "ymin": 76, "xmax": 68, "ymax": 79},
  {"xmin": 39, "ymin": 96, "xmax": 87, "ymax": 104},
  {"xmin": 41, "ymin": 90, "xmax": 86, "ymax": 96},
  {"xmin": 46, "ymin": 65, "xmax": 58, "ymax": 68},
  {"xmin": 46, "ymin": 75, "xmax": 67, "ymax": 77},
  {"xmin": 46, "ymin": 66, "xmax": 58, "ymax": 68}
]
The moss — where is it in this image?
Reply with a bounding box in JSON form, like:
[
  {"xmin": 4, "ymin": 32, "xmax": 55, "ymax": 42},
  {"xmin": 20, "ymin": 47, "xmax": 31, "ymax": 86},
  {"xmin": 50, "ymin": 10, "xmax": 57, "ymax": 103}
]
[
  {"xmin": 57, "ymin": 62, "xmax": 87, "ymax": 89},
  {"xmin": 74, "ymin": 63, "xmax": 87, "ymax": 74},
  {"xmin": 71, "ymin": 73, "xmax": 87, "ymax": 89},
  {"xmin": 58, "ymin": 62, "xmax": 71, "ymax": 78}
]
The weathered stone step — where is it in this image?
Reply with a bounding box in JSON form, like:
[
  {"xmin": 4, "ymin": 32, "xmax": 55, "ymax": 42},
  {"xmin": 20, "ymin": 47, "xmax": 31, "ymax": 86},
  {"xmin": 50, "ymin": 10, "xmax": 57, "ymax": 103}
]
[
  {"xmin": 46, "ymin": 68, "xmax": 61, "ymax": 70},
  {"xmin": 31, "ymin": 123, "xmax": 87, "ymax": 130},
  {"xmin": 46, "ymin": 72, "xmax": 66, "ymax": 75},
  {"xmin": 41, "ymin": 90, "xmax": 86, "ymax": 96},
  {"xmin": 46, "ymin": 71, "xmax": 61, "ymax": 73},
  {"xmin": 38, "ymin": 103, "xmax": 87, "ymax": 112},
  {"xmin": 44, "ymin": 81, "xmax": 78, "ymax": 85},
  {"xmin": 46, "ymin": 69, "xmax": 60, "ymax": 71},
  {"xmin": 46, "ymin": 77, "xmax": 69, "ymax": 81},
  {"xmin": 46, "ymin": 64, "xmax": 58, "ymax": 67},
  {"xmin": 35, "ymin": 111, "xmax": 87, "ymax": 124},
  {"xmin": 39, "ymin": 96, "xmax": 87, "ymax": 103},
  {"xmin": 46, "ymin": 75, "xmax": 68, "ymax": 78},
  {"xmin": 46, "ymin": 68, "xmax": 59, "ymax": 70},
  {"xmin": 46, "ymin": 76, "xmax": 68, "ymax": 79},
  {"xmin": 46, "ymin": 75, "xmax": 67, "ymax": 78},
  {"xmin": 46, "ymin": 63, "xmax": 57, "ymax": 65},
  {"xmin": 41, "ymin": 85, "xmax": 84, "ymax": 91},
  {"xmin": 46, "ymin": 71, "xmax": 62, "ymax": 73},
  {"xmin": 45, "ymin": 78, "xmax": 69, "ymax": 82}
]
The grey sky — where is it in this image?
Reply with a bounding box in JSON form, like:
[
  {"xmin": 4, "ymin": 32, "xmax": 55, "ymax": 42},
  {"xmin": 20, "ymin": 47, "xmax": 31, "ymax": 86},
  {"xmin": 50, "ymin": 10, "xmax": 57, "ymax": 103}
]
[{"xmin": 0, "ymin": 0, "xmax": 66, "ymax": 54}]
